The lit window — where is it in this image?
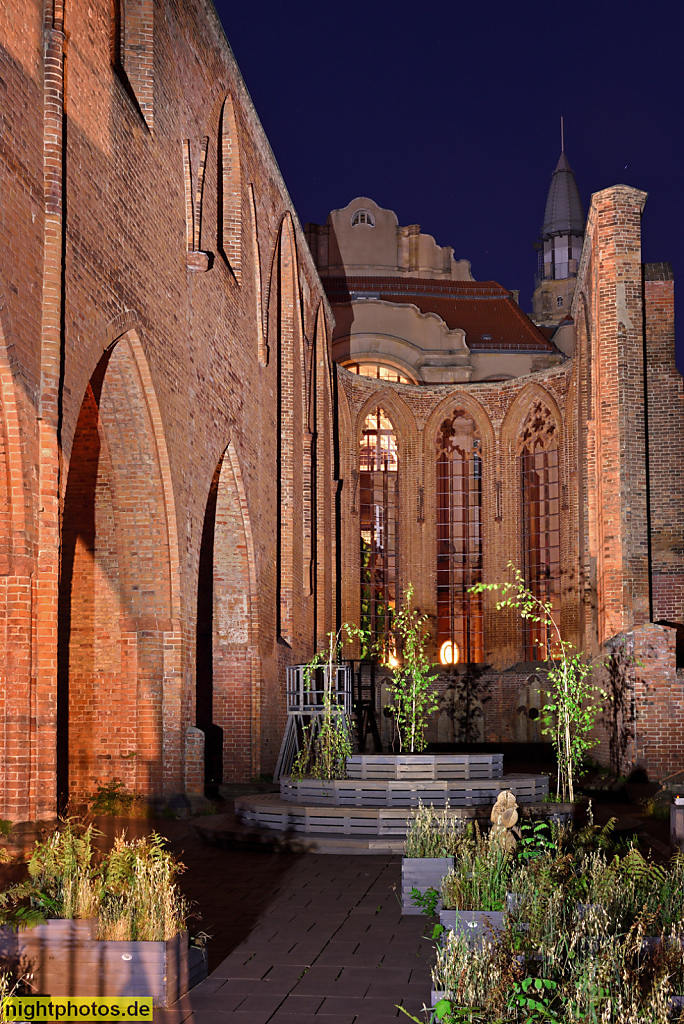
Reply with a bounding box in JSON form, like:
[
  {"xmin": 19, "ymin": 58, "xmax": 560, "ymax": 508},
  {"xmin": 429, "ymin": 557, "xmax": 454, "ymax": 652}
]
[
  {"xmin": 359, "ymin": 408, "xmax": 398, "ymax": 656},
  {"xmin": 346, "ymin": 362, "xmax": 412, "ymax": 385},
  {"xmin": 436, "ymin": 411, "xmax": 484, "ymax": 664},
  {"xmin": 351, "ymin": 209, "xmax": 375, "ymax": 227},
  {"xmin": 518, "ymin": 400, "xmax": 560, "ymax": 661},
  {"xmin": 557, "ymin": 296, "xmax": 564, "ymax": 308}
]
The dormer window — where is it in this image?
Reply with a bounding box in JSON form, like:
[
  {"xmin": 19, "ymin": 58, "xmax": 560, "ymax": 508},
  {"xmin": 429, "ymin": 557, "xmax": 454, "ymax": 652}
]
[{"xmin": 351, "ymin": 209, "xmax": 375, "ymax": 227}]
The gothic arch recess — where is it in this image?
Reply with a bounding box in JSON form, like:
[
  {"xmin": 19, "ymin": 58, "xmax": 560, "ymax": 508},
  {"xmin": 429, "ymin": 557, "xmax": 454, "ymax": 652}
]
[
  {"xmin": 312, "ymin": 305, "xmax": 335, "ymax": 647},
  {"xmin": 0, "ymin": 297, "xmax": 30, "ymax": 822},
  {"xmin": 516, "ymin": 397, "xmax": 562, "ymax": 660},
  {"xmin": 218, "ymin": 94, "xmax": 243, "ymax": 281},
  {"xmin": 57, "ymin": 332, "xmax": 182, "ymax": 808},
  {"xmin": 276, "ymin": 213, "xmax": 307, "ymax": 644},
  {"xmin": 353, "ymin": 387, "xmax": 416, "ymax": 456},
  {"xmin": 196, "ymin": 443, "xmax": 260, "ymax": 786}
]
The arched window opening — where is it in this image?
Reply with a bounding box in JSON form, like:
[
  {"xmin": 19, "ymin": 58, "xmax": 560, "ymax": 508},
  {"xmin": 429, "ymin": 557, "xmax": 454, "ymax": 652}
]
[
  {"xmin": 345, "ymin": 362, "xmax": 414, "ymax": 385},
  {"xmin": 518, "ymin": 400, "xmax": 560, "ymax": 660},
  {"xmin": 351, "ymin": 209, "xmax": 375, "ymax": 227},
  {"xmin": 557, "ymin": 296, "xmax": 564, "ymax": 308},
  {"xmin": 359, "ymin": 408, "xmax": 398, "ymax": 657},
  {"xmin": 436, "ymin": 410, "xmax": 483, "ymax": 664}
]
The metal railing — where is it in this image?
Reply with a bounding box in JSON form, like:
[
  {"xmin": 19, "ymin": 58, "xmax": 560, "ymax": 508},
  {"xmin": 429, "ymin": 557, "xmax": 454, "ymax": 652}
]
[{"xmin": 285, "ymin": 663, "xmax": 352, "ymax": 715}]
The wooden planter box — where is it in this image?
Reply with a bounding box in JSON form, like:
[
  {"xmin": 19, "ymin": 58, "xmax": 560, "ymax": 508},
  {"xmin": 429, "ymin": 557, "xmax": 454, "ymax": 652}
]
[
  {"xmin": 346, "ymin": 754, "xmax": 503, "ymax": 781},
  {"xmin": 401, "ymin": 856, "xmax": 453, "ymax": 915},
  {"xmin": 439, "ymin": 908, "xmax": 505, "ymax": 946},
  {"xmin": 0, "ymin": 919, "xmax": 207, "ymax": 1007},
  {"xmin": 279, "ymin": 774, "xmax": 548, "ymax": 808}
]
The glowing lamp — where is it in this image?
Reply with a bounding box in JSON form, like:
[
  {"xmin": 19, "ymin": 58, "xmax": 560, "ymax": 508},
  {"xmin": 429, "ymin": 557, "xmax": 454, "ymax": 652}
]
[
  {"xmin": 387, "ymin": 652, "xmax": 399, "ymax": 670},
  {"xmin": 439, "ymin": 640, "xmax": 459, "ymax": 667}
]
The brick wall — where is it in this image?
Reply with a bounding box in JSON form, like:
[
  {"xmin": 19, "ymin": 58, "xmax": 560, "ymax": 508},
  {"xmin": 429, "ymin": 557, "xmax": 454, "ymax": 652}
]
[
  {"xmin": 572, "ymin": 194, "xmax": 684, "ymax": 779},
  {"xmin": 0, "ymin": 0, "xmax": 336, "ymax": 818},
  {"xmin": 643, "ymin": 264, "xmax": 684, "ymax": 627}
]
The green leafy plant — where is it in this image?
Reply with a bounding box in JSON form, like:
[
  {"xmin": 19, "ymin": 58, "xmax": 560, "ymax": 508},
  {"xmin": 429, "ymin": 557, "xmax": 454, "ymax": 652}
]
[
  {"xmin": 91, "ymin": 779, "xmax": 147, "ymax": 817},
  {"xmin": 411, "ymin": 885, "xmax": 440, "ymax": 917},
  {"xmin": 390, "ymin": 584, "xmax": 439, "ymax": 753},
  {"xmin": 509, "ymin": 977, "xmax": 560, "ymax": 1019},
  {"xmin": 471, "ymin": 564, "xmax": 604, "ymax": 802}
]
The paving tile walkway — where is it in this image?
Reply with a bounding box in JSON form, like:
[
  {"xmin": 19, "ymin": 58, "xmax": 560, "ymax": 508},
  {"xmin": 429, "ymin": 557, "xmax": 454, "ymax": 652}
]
[{"xmin": 153, "ymin": 835, "xmax": 433, "ymax": 1024}]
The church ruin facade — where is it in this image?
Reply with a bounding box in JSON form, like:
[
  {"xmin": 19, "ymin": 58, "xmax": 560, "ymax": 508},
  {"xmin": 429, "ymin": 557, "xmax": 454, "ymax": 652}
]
[{"xmin": 0, "ymin": 0, "xmax": 681, "ymax": 822}]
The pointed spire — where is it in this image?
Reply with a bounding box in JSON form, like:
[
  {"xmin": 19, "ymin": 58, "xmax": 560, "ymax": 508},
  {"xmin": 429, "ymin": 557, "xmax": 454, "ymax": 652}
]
[{"xmin": 541, "ymin": 143, "xmax": 584, "ymax": 239}]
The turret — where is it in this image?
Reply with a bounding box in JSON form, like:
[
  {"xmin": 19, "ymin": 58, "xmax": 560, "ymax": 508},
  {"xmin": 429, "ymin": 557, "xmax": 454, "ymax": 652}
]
[{"xmin": 532, "ymin": 139, "xmax": 584, "ymax": 326}]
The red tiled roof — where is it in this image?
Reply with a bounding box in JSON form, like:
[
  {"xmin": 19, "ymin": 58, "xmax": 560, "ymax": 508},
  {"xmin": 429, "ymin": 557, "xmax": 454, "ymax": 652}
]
[{"xmin": 321, "ymin": 276, "xmax": 557, "ymax": 352}]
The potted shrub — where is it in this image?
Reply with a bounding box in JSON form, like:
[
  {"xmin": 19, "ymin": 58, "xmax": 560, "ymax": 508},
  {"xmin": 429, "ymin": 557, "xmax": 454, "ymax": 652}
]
[
  {"xmin": 0, "ymin": 821, "xmax": 206, "ymax": 1007},
  {"xmin": 401, "ymin": 803, "xmax": 460, "ymax": 916},
  {"xmin": 387, "ymin": 585, "xmax": 438, "ymax": 754},
  {"xmin": 471, "ymin": 563, "xmax": 604, "ymax": 804}
]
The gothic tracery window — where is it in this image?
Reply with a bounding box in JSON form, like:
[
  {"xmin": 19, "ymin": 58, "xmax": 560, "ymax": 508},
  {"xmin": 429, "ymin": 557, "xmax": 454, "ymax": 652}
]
[
  {"xmin": 436, "ymin": 410, "xmax": 484, "ymax": 663},
  {"xmin": 518, "ymin": 400, "xmax": 560, "ymax": 660},
  {"xmin": 359, "ymin": 408, "xmax": 398, "ymax": 656}
]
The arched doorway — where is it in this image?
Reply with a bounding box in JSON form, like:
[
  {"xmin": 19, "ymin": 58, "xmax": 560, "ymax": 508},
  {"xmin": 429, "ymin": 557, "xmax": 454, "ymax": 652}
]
[
  {"xmin": 196, "ymin": 444, "xmax": 259, "ymax": 786},
  {"xmin": 57, "ymin": 333, "xmax": 180, "ymax": 808}
]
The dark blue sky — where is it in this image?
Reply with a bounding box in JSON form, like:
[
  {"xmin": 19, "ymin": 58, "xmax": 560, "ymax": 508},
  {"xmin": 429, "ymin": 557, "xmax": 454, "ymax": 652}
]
[{"xmin": 214, "ymin": 0, "xmax": 683, "ymax": 369}]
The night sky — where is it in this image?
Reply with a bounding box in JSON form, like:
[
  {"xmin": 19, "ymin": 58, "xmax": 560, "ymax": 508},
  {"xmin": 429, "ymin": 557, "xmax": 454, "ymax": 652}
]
[{"xmin": 213, "ymin": 1, "xmax": 683, "ymax": 369}]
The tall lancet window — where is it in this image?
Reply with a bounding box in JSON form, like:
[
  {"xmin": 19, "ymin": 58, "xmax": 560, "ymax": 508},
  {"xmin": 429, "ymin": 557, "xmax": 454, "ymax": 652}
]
[
  {"xmin": 359, "ymin": 408, "xmax": 398, "ymax": 657},
  {"xmin": 436, "ymin": 410, "xmax": 484, "ymax": 663},
  {"xmin": 518, "ymin": 400, "xmax": 560, "ymax": 660}
]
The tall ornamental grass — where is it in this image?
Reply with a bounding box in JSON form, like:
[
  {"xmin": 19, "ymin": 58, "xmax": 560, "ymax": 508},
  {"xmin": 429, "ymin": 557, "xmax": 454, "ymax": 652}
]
[
  {"xmin": 404, "ymin": 802, "xmax": 464, "ymax": 859},
  {"xmin": 0, "ymin": 821, "xmax": 189, "ymax": 941}
]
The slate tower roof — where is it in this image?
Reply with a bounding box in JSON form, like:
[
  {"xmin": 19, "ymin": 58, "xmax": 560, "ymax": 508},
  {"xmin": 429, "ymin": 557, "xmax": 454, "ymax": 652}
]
[{"xmin": 541, "ymin": 150, "xmax": 584, "ymax": 239}]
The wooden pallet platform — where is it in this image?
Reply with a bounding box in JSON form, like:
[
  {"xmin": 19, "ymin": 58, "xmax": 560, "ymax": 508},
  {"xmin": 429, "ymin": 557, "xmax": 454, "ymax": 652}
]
[
  {"xmin": 280, "ymin": 772, "xmax": 548, "ymax": 808},
  {"xmin": 345, "ymin": 753, "xmax": 503, "ymax": 780},
  {"xmin": 236, "ymin": 775, "xmax": 548, "ymax": 838}
]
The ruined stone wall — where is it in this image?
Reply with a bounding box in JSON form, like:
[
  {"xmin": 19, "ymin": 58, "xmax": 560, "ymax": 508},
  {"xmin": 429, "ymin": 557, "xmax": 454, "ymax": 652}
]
[
  {"xmin": 0, "ymin": 0, "xmax": 337, "ymax": 818},
  {"xmin": 573, "ymin": 190, "xmax": 684, "ymax": 779}
]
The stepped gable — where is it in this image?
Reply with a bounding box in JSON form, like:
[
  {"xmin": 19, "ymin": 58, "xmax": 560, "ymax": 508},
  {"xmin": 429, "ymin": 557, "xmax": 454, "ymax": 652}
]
[{"xmin": 321, "ymin": 276, "xmax": 557, "ymax": 352}]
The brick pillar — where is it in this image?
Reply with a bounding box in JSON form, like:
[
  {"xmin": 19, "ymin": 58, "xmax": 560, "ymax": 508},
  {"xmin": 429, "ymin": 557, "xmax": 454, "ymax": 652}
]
[
  {"xmin": 580, "ymin": 185, "xmax": 650, "ymax": 643},
  {"xmin": 633, "ymin": 623, "xmax": 684, "ymax": 779}
]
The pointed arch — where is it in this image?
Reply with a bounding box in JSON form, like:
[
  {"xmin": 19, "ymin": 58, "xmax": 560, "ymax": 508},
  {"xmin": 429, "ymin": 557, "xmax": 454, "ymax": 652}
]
[
  {"xmin": 434, "ymin": 407, "xmax": 484, "ymax": 664},
  {"xmin": 354, "ymin": 386, "xmax": 418, "ymax": 455},
  {"xmin": 505, "ymin": 385, "xmax": 563, "ymax": 660},
  {"xmin": 358, "ymin": 403, "xmax": 399, "ymax": 655},
  {"xmin": 0, "ymin": 288, "xmax": 31, "ymax": 822},
  {"xmin": 277, "ymin": 212, "xmax": 307, "ymax": 642},
  {"xmin": 312, "ymin": 304, "xmax": 335, "ymax": 646},
  {"xmin": 248, "ymin": 183, "xmax": 267, "ymax": 364},
  {"xmin": 218, "ymin": 94, "xmax": 243, "ymax": 281},
  {"xmin": 196, "ymin": 442, "xmax": 261, "ymax": 783},
  {"xmin": 57, "ymin": 330, "xmax": 183, "ymax": 804},
  {"xmin": 500, "ymin": 381, "xmax": 564, "ymax": 455},
  {"xmin": 424, "ymin": 391, "xmax": 495, "ymax": 452}
]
